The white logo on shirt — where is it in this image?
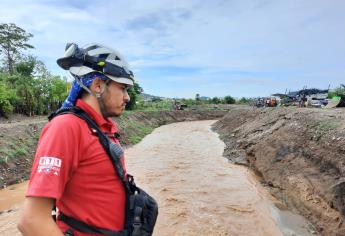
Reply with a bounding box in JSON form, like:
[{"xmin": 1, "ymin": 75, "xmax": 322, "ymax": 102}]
[{"xmin": 37, "ymin": 156, "xmax": 62, "ymax": 175}]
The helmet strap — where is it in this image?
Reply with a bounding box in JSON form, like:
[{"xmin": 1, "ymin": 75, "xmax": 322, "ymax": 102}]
[
  {"xmin": 75, "ymin": 75, "xmax": 95, "ymax": 96},
  {"xmin": 97, "ymin": 95, "xmax": 108, "ymax": 118},
  {"xmin": 74, "ymin": 74, "xmax": 111, "ymax": 118},
  {"xmin": 96, "ymin": 80, "xmax": 111, "ymax": 118}
]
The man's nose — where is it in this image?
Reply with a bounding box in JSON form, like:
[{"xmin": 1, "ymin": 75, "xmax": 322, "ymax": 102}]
[{"xmin": 124, "ymin": 90, "xmax": 130, "ymax": 103}]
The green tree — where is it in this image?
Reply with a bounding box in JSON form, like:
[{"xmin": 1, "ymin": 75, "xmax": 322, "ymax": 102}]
[
  {"xmin": 237, "ymin": 97, "xmax": 250, "ymax": 104},
  {"xmin": 15, "ymin": 55, "xmax": 36, "ymax": 77},
  {"xmin": 4, "ymin": 56, "xmax": 67, "ymax": 115},
  {"xmin": 211, "ymin": 97, "xmax": 221, "ymax": 104},
  {"xmin": 13, "ymin": 56, "xmax": 38, "ymax": 115},
  {"xmin": 0, "ymin": 53, "xmax": 70, "ymax": 116},
  {"xmin": 14, "ymin": 75, "xmax": 33, "ymax": 115},
  {"xmin": 181, "ymin": 98, "xmax": 197, "ymax": 106},
  {"xmin": 224, "ymin": 95, "xmax": 235, "ymax": 104},
  {"xmin": 152, "ymin": 97, "xmax": 163, "ymax": 102},
  {"xmin": 328, "ymin": 85, "xmax": 345, "ymax": 98},
  {"xmin": 0, "ymin": 23, "xmax": 34, "ymax": 75},
  {"xmin": 0, "ymin": 81, "xmax": 13, "ymax": 117},
  {"xmin": 126, "ymin": 82, "xmax": 143, "ymax": 110},
  {"xmin": 49, "ymin": 76, "xmax": 69, "ymax": 111}
]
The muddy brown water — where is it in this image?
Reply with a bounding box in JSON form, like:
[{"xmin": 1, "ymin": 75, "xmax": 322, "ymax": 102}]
[{"xmin": 0, "ymin": 120, "xmax": 314, "ymax": 236}]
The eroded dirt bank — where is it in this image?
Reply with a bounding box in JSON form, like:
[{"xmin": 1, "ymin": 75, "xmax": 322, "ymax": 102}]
[{"xmin": 213, "ymin": 106, "xmax": 345, "ymax": 236}]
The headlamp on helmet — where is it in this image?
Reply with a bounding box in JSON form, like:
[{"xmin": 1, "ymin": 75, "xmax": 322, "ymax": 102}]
[{"xmin": 57, "ymin": 43, "xmax": 134, "ymax": 86}]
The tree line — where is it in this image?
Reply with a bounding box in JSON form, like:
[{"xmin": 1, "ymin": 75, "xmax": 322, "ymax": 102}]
[
  {"xmin": 0, "ymin": 23, "xmax": 143, "ymax": 118},
  {"xmin": 0, "ymin": 23, "xmax": 70, "ymax": 117},
  {"xmin": 194, "ymin": 94, "xmax": 250, "ymax": 105}
]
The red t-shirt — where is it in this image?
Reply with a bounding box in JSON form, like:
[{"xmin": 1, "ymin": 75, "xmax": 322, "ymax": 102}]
[{"xmin": 27, "ymin": 99, "xmax": 127, "ymax": 235}]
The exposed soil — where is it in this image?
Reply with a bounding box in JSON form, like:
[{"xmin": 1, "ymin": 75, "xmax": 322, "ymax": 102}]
[
  {"xmin": 0, "ymin": 117, "xmax": 46, "ymax": 187},
  {"xmin": 213, "ymin": 106, "xmax": 345, "ymax": 236}
]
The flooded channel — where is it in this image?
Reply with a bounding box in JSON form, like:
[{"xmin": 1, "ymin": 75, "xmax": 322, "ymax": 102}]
[
  {"xmin": 0, "ymin": 120, "xmax": 314, "ymax": 235},
  {"xmin": 125, "ymin": 120, "xmax": 313, "ymax": 236}
]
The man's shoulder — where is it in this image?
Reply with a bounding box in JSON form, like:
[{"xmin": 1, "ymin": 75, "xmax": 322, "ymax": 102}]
[{"xmin": 45, "ymin": 113, "xmax": 88, "ymax": 133}]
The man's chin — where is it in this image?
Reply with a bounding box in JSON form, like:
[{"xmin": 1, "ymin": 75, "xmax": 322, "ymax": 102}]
[
  {"xmin": 111, "ymin": 109, "xmax": 125, "ymax": 117},
  {"xmin": 110, "ymin": 112, "xmax": 122, "ymax": 118},
  {"xmin": 104, "ymin": 107, "xmax": 125, "ymax": 118},
  {"xmin": 103, "ymin": 111, "xmax": 120, "ymax": 118}
]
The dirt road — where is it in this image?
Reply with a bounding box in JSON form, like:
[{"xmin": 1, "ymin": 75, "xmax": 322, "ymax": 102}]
[{"xmin": 1, "ymin": 120, "xmax": 311, "ymax": 235}]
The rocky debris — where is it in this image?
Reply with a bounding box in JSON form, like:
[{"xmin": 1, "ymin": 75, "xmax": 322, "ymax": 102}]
[{"xmin": 213, "ymin": 106, "xmax": 345, "ymax": 236}]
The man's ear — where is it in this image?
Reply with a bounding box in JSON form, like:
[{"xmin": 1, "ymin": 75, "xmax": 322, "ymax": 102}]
[{"xmin": 90, "ymin": 77, "xmax": 104, "ymax": 93}]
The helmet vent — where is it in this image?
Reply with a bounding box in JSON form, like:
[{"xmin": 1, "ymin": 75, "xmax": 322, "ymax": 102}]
[
  {"xmin": 85, "ymin": 45, "xmax": 100, "ymax": 51},
  {"xmin": 98, "ymin": 53, "xmax": 109, "ymax": 60}
]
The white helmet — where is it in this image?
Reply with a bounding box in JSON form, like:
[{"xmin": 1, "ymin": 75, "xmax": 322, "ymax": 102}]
[{"xmin": 57, "ymin": 43, "xmax": 134, "ymax": 86}]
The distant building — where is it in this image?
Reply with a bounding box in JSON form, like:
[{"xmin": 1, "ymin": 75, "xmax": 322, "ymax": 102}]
[
  {"xmin": 199, "ymin": 96, "xmax": 210, "ymax": 101},
  {"xmin": 141, "ymin": 93, "xmax": 168, "ymax": 102}
]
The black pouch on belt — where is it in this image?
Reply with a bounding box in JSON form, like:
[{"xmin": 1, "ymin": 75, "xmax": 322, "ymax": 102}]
[{"xmin": 126, "ymin": 179, "xmax": 158, "ymax": 236}]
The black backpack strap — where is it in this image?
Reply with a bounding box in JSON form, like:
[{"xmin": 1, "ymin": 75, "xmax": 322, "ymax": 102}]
[
  {"xmin": 50, "ymin": 107, "xmax": 159, "ymax": 236},
  {"xmin": 50, "ymin": 106, "xmax": 132, "ymax": 193},
  {"xmin": 59, "ymin": 212, "xmax": 128, "ymax": 236}
]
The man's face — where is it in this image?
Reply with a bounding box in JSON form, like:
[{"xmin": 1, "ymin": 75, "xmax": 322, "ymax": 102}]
[{"xmin": 101, "ymin": 80, "xmax": 130, "ymax": 117}]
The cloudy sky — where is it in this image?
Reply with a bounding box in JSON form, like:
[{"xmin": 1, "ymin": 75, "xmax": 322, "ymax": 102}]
[{"xmin": 0, "ymin": 0, "xmax": 344, "ymax": 98}]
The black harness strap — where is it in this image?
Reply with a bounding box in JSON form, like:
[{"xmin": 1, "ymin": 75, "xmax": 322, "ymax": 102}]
[
  {"xmin": 49, "ymin": 107, "xmax": 132, "ymax": 235},
  {"xmin": 49, "ymin": 107, "xmax": 158, "ymax": 236},
  {"xmin": 49, "ymin": 107, "xmax": 132, "ymax": 193},
  {"xmin": 58, "ymin": 212, "xmax": 128, "ymax": 236}
]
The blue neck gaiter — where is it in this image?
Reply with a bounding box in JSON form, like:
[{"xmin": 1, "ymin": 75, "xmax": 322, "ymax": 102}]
[{"xmin": 61, "ymin": 73, "xmax": 109, "ymax": 109}]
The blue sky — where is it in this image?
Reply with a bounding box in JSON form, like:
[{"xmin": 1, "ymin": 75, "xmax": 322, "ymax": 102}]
[{"xmin": 0, "ymin": 0, "xmax": 344, "ymax": 98}]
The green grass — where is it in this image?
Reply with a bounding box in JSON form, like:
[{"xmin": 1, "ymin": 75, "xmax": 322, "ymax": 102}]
[
  {"xmin": 311, "ymin": 120, "xmax": 340, "ymax": 132},
  {"xmin": 125, "ymin": 120, "xmax": 155, "ymax": 144},
  {"xmin": 127, "ymin": 124, "xmax": 154, "ymax": 144},
  {"xmin": 0, "ymin": 137, "xmax": 32, "ymax": 163},
  {"xmin": 118, "ymin": 114, "xmax": 156, "ymax": 145},
  {"xmin": 128, "ymin": 135, "xmax": 142, "ymax": 144}
]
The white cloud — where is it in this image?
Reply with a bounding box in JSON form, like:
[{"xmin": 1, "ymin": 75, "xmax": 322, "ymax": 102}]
[{"xmin": 0, "ymin": 0, "xmax": 344, "ymax": 97}]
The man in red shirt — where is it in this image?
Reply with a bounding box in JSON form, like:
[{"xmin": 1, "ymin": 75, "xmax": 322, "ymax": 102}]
[{"xmin": 18, "ymin": 43, "xmax": 134, "ymax": 236}]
